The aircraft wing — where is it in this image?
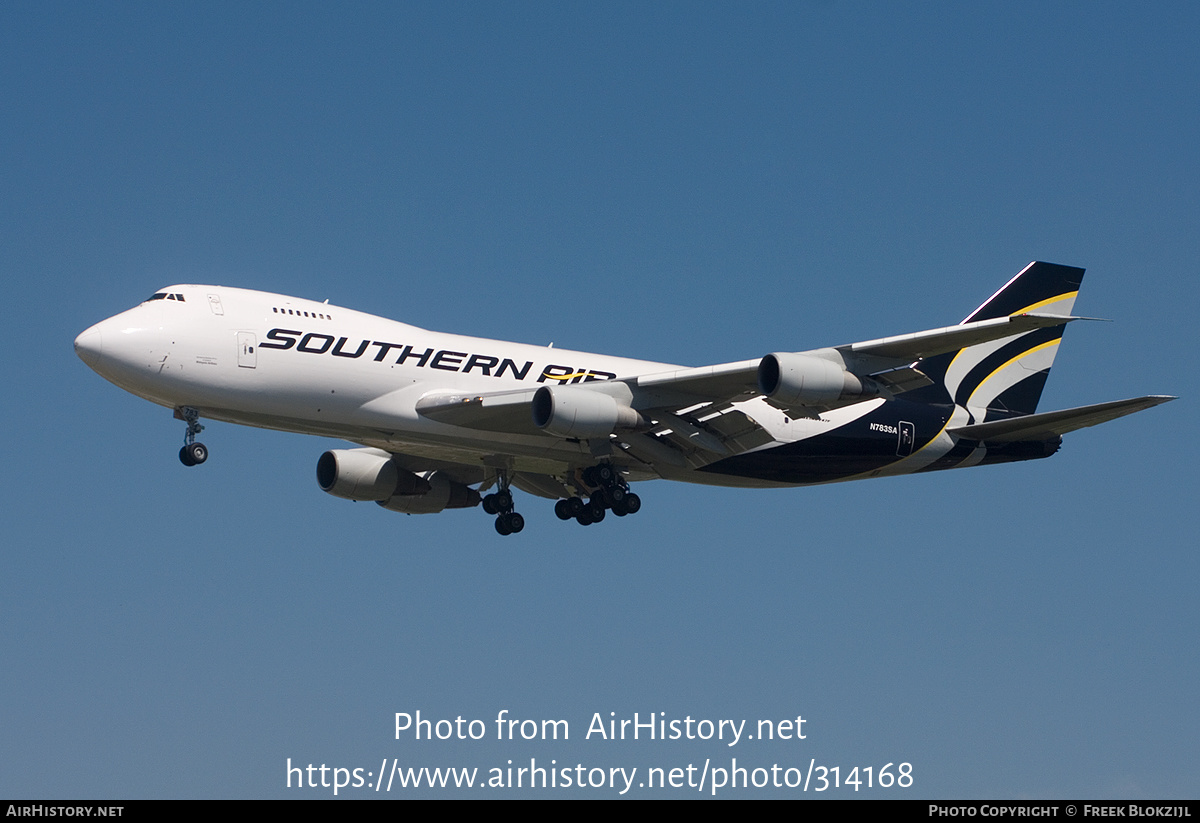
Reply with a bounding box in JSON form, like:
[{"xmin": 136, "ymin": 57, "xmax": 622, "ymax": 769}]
[
  {"xmin": 838, "ymin": 312, "xmax": 1078, "ymax": 361},
  {"xmin": 415, "ymin": 388, "xmax": 543, "ymax": 434},
  {"xmin": 624, "ymin": 312, "xmax": 1080, "ymax": 406},
  {"xmin": 949, "ymin": 395, "xmax": 1176, "ymax": 443},
  {"xmin": 625, "ymin": 358, "xmax": 762, "ymax": 404},
  {"xmin": 415, "ymin": 313, "xmax": 1087, "ymax": 468},
  {"xmin": 414, "ymin": 381, "xmax": 777, "ymax": 470}
]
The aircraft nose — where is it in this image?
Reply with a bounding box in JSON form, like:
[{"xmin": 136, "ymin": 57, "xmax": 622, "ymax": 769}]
[{"xmin": 74, "ymin": 326, "xmax": 104, "ymax": 368}]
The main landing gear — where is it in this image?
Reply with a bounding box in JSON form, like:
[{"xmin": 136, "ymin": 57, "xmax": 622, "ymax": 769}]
[
  {"xmin": 481, "ymin": 464, "xmax": 642, "ymax": 535},
  {"xmin": 554, "ymin": 463, "xmax": 641, "ymax": 527},
  {"xmin": 177, "ymin": 407, "xmax": 208, "ymax": 467},
  {"xmin": 482, "ymin": 474, "xmax": 524, "ymax": 535}
]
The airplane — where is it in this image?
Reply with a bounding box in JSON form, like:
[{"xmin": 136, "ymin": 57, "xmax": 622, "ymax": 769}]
[{"xmin": 75, "ymin": 261, "xmax": 1174, "ymax": 535}]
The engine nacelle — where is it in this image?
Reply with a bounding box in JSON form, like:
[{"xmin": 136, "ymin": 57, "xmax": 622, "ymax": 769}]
[
  {"xmin": 531, "ymin": 385, "xmax": 644, "ymax": 439},
  {"xmin": 316, "ymin": 449, "xmax": 430, "ymax": 501},
  {"xmin": 377, "ymin": 472, "xmax": 481, "ymax": 514},
  {"xmin": 757, "ymin": 352, "xmax": 874, "ymax": 407}
]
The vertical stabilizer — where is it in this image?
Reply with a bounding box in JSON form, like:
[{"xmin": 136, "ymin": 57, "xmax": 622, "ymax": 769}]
[{"xmin": 906, "ymin": 262, "xmax": 1085, "ymax": 416}]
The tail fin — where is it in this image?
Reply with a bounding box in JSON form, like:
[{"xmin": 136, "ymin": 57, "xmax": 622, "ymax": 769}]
[{"xmin": 907, "ymin": 262, "xmax": 1084, "ymax": 416}]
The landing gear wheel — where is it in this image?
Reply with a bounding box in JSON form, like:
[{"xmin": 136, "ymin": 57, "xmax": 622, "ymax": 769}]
[
  {"xmin": 574, "ymin": 462, "xmax": 638, "ymax": 523},
  {"xmin": 587, "ymin": 499, "xmax": 606, "ymax": 523},
  {"xmin": 486, "ymin": 473, "xmax": 522, "ymax": 535},
  {"xmin": 179, "ymin": 442, "xmax": 207, "ymax": 466},
  {"xmin": 554, "ymin": 499, "xmax": 573, "ymax": 520},
  {"xmin": 495, "ymin": 511, "xmax": 525, "ymax": 535},
  {"xmin": 621, "ymin": 492, "xmax": 641, "ymax": 515},
  {"xmin": 494, "ymin": 490, "xmax": 513, "ymax": 512},
  {"xmin": 178, "ymin": 407, "xmax": 207, "ymax": 466}
]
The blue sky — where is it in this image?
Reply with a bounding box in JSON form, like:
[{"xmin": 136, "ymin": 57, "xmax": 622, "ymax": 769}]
[{"xmin": 2, "ymin": 2, "xmax": 1195, "ymax": 798}]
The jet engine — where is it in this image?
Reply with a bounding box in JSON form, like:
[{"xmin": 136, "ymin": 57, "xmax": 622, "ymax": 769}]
[
  {"xmin": 377, "ymin": 472, "xmax": 481, "ymax": 514},
  {"xmin": 531, "ymin": 385, "xmax": 644, "ymax": 439},
  {"xmin": 317, "ymin": 449, "xmax": 479, "ymax": 513},
  {"xmin": 317, "ymin": 448, "xmax": 410, "ymax": 500},
  {"xmin": 757, "ymin": 352, "xmax": 878, "ymax": 407}
]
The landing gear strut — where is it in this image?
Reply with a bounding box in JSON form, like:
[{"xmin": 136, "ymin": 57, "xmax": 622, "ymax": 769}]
[
  {"xmin": 483, "ymin": 473, "xmax": 524, "ymax": 535},
  {"xmin": 177, "ymin": 407, "xmax": 208, "ymax": 467},
  {"xmin": 556, "ymin": 463, "xmax": 641, "ymax": 526}
]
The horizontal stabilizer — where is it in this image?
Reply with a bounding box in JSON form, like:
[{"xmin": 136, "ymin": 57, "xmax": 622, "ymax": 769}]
[{"xmin": 949, "ymin": 395, "xmax": 1176, "ymax": 443}]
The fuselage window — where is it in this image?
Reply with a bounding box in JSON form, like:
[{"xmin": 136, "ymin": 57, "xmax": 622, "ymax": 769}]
[{"xmin": 271, "ymin": 306, "xmax": 329, "ymax": 319}]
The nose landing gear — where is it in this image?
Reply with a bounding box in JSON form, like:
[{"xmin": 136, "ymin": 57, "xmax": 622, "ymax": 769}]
[{"xmin": 177, "ymin": 407, "xmax": 208, "ymax": 466}]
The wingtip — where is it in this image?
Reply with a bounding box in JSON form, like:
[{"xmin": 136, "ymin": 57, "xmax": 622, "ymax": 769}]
[{"xmin": 1135, "ymin": 394, "xmax": 1178, "ymax": 408}]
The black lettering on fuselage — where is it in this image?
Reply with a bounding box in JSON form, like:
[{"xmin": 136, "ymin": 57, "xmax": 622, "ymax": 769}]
[
  {"xmin": 259, "ymin": 328, "xmax": 601, "ymax": 385},
  {"xmin": 430, "ymin": 350, "xmax": 467, "ymax": 371},
  {"xmin": 371, "ymin": 341, "xmax": 404, "ymax": 362},
  {"xmin": 298, "ymin": 333, "xmax": 335, "ymax": 354},
  {"xmin": 396, "ymin": 346, "xmax": 434, "ymax": 367},
  {"xmin": 497, "ymin": 358, "xmax": 532, "ymax": 380},
  {"xmin": 332, "ymin": 337, "xmax": 370, "ymax": 358},
  {"xmin": 260, "ymin": 328, "xmax": 301, "ymax": 350},
  {"xmin": 462, "ymin": 354, "xmax": 499, "ymax": 375},
  {"xmin": 536, "ymin": 365, "xmax": 614, "ymax": 383},
  {"xmin": 538, "ymin": 365, "xmax": 576, "ymax": 383}
]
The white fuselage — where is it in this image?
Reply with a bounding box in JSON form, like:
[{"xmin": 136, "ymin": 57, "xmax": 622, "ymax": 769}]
[{"xmin": 74, "ymin": 285, "xmax": 810, "ymax": 482}]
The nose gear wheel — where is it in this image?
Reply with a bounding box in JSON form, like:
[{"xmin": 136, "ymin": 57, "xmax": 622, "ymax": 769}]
[{"xmin": 177, "ymin": 407, "xmax": 208, "ymax": 466}]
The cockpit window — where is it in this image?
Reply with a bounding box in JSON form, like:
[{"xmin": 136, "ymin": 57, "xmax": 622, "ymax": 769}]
[
  {"xmin": 145, "ymin": 292, "xmax": 186, "ymax": 302},
  {"xmin": 147, "ymin": 293, "xmax": 167, "ymax": 301}
]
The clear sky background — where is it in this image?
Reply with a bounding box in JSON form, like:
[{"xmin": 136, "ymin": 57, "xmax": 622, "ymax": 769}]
[{"xmin": 2, "ymin": 2, "xmax": 1196, "ymax": 799}]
